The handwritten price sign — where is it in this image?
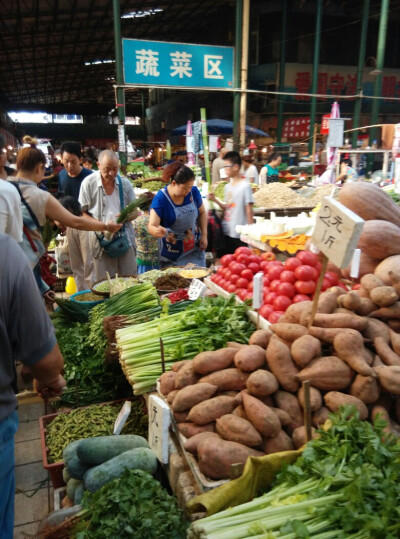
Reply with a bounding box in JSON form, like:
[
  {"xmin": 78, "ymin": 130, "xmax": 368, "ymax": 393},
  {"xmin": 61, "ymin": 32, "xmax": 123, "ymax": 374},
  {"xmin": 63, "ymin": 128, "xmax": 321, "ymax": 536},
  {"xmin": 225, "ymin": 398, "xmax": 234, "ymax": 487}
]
[{"xmin": 312, "ymin": 198, "xmax": 364, "ymax": 268}]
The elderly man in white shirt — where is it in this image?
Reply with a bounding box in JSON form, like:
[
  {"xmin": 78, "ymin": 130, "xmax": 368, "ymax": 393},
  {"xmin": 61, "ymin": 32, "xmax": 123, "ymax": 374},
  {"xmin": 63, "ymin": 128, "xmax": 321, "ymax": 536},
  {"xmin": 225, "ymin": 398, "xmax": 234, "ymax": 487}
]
[
  {"xmin": 0, "ymin": 181, "xmax": 23, "ymax": 242},
  {"xmin": 79, "ymin": 150, "xmax": 138, "ymax": 280}
]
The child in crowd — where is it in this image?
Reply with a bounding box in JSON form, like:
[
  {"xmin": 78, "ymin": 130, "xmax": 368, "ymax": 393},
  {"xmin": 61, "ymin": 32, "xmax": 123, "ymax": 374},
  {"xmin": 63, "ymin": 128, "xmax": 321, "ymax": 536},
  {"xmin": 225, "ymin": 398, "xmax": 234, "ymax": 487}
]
[{"xmin": 132, "ymin": 192, "xmax": 160, "ymax": 274}]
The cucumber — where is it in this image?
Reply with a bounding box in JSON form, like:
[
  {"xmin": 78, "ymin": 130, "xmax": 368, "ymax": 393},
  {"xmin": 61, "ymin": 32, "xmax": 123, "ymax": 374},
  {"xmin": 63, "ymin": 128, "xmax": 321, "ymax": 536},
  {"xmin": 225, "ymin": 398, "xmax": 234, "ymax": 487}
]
[
  {"xmin": 74, "ymin": 483, "xmax": 85, "ymax": 505},
  {"xmin": 66, "ymin": 478, "xmax": 82, "ymax": 501},
  {"xmin": 77, "ymin": 435, "xmax": 149, "ymax": 465},
  {"xmin": 63, "ymin": 439, "xmax": 84, "ymax": 465},
  {"xmin": 84, "ymin": 448, "xmax": 157, "ymax": 493},
  {"xmin": 62, "ymin": 467, "xmax": 70, "ymax": 484},
  {"xmin": 66, "ymin": 455, "xmax": 92, "ymax": 480}
]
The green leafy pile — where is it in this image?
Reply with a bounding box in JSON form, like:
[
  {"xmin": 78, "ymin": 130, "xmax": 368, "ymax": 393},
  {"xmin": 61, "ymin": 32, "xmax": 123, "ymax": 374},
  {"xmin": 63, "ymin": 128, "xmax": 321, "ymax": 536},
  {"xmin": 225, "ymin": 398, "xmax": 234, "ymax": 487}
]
[
  {"xmin": 189, "ymin": 407, "xmax": 400, "ymax": 539},
  {"xmin": 74, "ymin": 469, "xmax": 188, "ymax": 539}
]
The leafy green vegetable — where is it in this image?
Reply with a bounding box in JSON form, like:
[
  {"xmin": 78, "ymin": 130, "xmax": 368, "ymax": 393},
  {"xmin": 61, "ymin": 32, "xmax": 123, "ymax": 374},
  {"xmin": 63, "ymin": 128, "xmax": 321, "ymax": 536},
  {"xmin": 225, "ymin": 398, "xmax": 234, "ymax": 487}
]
[{"xmin": 74, "ymin": 469, "xmax": 188, "ymax": 538}]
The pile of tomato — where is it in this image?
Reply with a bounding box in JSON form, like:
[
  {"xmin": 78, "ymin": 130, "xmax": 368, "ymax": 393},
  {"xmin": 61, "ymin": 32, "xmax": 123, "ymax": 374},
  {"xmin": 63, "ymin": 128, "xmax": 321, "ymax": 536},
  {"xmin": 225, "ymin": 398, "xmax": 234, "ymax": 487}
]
[{"xmin": 210, "ymin": 246, "xmax": 345, "ymax": 323}]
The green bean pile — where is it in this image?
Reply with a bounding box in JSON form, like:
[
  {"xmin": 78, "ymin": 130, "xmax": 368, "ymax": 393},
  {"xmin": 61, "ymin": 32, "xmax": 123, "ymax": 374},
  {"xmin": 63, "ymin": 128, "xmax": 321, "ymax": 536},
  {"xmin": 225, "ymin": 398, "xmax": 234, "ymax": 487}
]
[{"xmin": 46, "ymin": 401, "xmax": 148, "ymax": 463}]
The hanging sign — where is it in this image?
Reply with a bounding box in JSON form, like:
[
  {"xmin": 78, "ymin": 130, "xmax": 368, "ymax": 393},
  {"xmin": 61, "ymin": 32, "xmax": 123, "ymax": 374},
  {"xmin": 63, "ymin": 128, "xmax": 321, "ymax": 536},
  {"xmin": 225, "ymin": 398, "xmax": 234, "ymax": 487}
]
[
  {"xmin": 118, "ymin": 124, "xmax": 126, "ymax": 152},
  {"xmin": 311, "ymin": 198, "xmax": 364, "ymax": 268},
  {"xmin": 148, "ymin": 395, "xmax": 170, "ymax": 463},
  {"xmin": 209, "ymin": 135, "xmax": 219, "ymax": 153},
  {"xmin": 327, "ymin": 119, "xmax": 344, "ymax": 147},
  {"xmin": 320, "ymin": 114, "xmax": 331, "ymax": 134}
]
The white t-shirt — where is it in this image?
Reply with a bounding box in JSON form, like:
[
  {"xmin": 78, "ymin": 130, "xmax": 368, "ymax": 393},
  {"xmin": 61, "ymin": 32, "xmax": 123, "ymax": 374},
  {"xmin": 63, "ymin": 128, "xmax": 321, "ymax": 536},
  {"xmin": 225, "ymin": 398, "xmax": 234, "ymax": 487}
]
[
  {"xmin": 222, "ymin": 180, "xmax": 254, "ymax": 238},
  {"xmin": 0, "ymin": 181, "xmax": 23, "ymax": 242},
  {"xmin": 244, "ymin": 164, "xmax": 259, "ymax": 184}
]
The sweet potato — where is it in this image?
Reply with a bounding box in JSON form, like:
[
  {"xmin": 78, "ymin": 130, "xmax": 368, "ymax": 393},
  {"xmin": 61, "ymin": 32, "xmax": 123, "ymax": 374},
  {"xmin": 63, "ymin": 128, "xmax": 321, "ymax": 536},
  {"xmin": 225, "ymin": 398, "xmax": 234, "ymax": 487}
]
[
  {"xmin": 175, "ymin": 363, "xmax": 200, "ymax": 389},
  {"xmin": 159, "ymin": 371, "xmax": 176, "ymax": 396},
  {"xmin": 171, "ymin": 360, "xmax": 191, "ymax": 372},
  {"xmin": 284, "ymin": 301, "xmax": 312, "ymax": 324},
  {"xmin": 370, "ymin": 302, "xmax": 400, "ymax": 319},
  {"xmin": 310, "ymin": 313, "xmax": 368, "ymax": 331},
  {"xmin": 246, "ymin": 370, "xmax": 279, "ymax": 397},
  {"xmin": 232, "ymin": 405, "xmax": 248, "ymax": 420},
  {"xmin": 333, "ymin": 330, "xmax": 376, "ymax": 377},
  {"xmin": 199, "ymin": 368, "xmax": 249, "ymax": 391},
  {"xmin": 197, "ymin": 438, "xmax": 264, "ymax": 479},
  {"xmin": 312, "ymin": 407, "xmax": 330, "ymax": 428},
  {"xmin": 361, "ymin": 273, "xmax": 384, "ymax": 294},
  {"xmin": 183, "ymin": 432, "xmax": 221, "ymax": 455},
  {"xmin": 355, "ymin": 286, "xmax": 370, "ymax": 298},
  {"xmin": 242, "ymin": 392, "xmax": 281, "ymax": 438},
  {"xmin": 356, "ymin": 298, "xmax": 377, "ymax": 316},
  {"xmin": 269, "ymin": 323, "xmax": 308, "ymax": 342},
  {"xmin": 187, "ymin": 396, "xmax": 237, "ymax": 425},
  {"xmin": 171, "ymin": 383, "xmax": 218, "ymax": 412},
  {"xmin": 262, "ymin": 430, "xmax": 294, "ymax": 454},
  {"xmin": 216, "ymin": 414, "xmax": 262, "ymax": 447},
  {"xmin": 274, "ymin": 390, "xmax": 304, "ymax": 431},
  {"xmin": 334, "ymin": 307, "xmax": 354, "ymax": 315},
  {"xmin": 388, "ymin": 319, "xmax": 400, "ymax": 331},
  {"xmin": 249, "ymin": 329, "xmax": 273, "ymax": 349},
  {"xmin": 374, "ymin": 365, "xmax": 400, "ymax": 394},
  {"xmin": 292, "ymin": 426, "xmax": 317, "ymax": 449},
  {"xmin": 308, "ymin": 326, "xmax": 345, "ymax": 344},
  {"xmin": 389, "ymin": 270, "xmax": 400, "ymax": 295},
  {"xmin": 177, "ymin": 422, "xmax": 215, "ymax": 438},
  {"xmin": 373, "ymin": 354, "xmax": 385, "ymax": 368},
  {"xmin": 390, "ymin": 329, "xmax": 400, "ymax": 355},
  {"xmin": 371, "ymin": 405, "xmax": 392, "ymax": 435},
  {"xmin": 270, "ymin": 407, "xmax": 291, "ymax": 427},
  {"xmin": 266, "ymin": 336, "xmax": 300, "ymax": 392},
  {"xmin": 324, "ymin": 391, "xmax": 368, "ymax": 420},
  {"xmin": 364, "ymin": 318, "xmax": 390, "ymax": 343},
  {"xmin": 296, "ymin": 356, "xmax": 354, "ymax": 391},
  {"xmin": 374, "ymin": 337, "xmax": 400, "ymax": 367},
  {"xmin": 370, "ymin": 286, "xmax": 399, "ymax": 307},
  {"xmin": 234, "ymin": 345, "xmax": 266, "ymax": 372},
  {"xmin": 291, "ymin": 335, "xmax": 321, "ymax": 368},
  {"xmin": 328, "ymin": 286, "xmax": 346, "ymax": 298},
  {"xmin": 337, "ymin": 292, "xmax": 361, "ymax": 312},
  {"xmin": 167, "ymin": 389, "xmax": 179, "ymax": 405},
  {"xmin": 364, "ymin": 348, "xmax": 374, "ymax": 366},
  {"xmin": 216, "ymin": 390, "xmax": 239, "ymax": 398},
  {"xmin": 226, "ymin": 341, "xmax": 247, "ymax": 349},
  {"xmin": 350, "ymin": 374, "xmax": 380, "ymax": 404},
  {"xmin": 173, "ymin": 411, "xmax": 190, "ymax": 423},
  {"xmin": 297, "ymin": 386, "xmax": 322, "ymax": 412},
  {"xmin": 316, "ymin": 290, "xmax": 338, "ymax": 314},
  {"xmin": 192, "ymin": 348, "xmax": 237, "ymax": 375}
]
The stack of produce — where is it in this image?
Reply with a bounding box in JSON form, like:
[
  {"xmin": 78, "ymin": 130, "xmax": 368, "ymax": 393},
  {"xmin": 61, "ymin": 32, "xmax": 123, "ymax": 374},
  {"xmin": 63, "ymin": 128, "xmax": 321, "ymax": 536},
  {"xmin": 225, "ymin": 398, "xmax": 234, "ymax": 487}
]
[
  {"xmin": 159, "ymin": 280, "xmax": 400, "ymax": 480},
  {"xmin": 188, "ymin": 408, "xmax": 400, "ymax": 538},
  {"xmin": 116, "ymin": 296, "xmax": 254, "ymax": 395},
  {"xmin": 253, "ymin": 183, "xmax": 310, "ymax": 209}
]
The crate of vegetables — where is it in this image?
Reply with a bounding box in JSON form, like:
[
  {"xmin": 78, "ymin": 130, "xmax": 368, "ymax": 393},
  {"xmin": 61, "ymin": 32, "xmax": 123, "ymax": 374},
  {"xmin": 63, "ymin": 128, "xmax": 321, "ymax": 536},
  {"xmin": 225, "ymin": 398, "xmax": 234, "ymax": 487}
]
[{"xmin": 39, "ymin": 397, "xmax": 147, "ymax": 488}]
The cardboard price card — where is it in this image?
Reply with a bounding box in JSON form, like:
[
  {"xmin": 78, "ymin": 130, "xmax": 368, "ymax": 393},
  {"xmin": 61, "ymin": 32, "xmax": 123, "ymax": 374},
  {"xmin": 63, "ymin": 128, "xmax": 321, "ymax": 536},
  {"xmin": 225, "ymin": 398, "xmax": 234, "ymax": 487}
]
[
  {"xmin": 148, "ymin": 395, "xmax": 171, "ymax": 464},
  {"xmin": 311, "ymin": 197, "xmax": 364, "ymax": 268}
]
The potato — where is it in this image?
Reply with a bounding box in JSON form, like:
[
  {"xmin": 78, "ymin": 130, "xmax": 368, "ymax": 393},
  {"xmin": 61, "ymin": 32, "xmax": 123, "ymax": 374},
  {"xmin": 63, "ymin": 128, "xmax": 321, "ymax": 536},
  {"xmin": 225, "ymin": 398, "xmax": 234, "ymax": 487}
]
[
  {"xmin": 197, "ymin": 438, "xmax": 264, "ymax": 480},
  {"xmin": 199, "ymin": 368, "xmax": 249, "ymax": 391},
  {"xmin": 291, "ymin": 335, "xmax": 321, "ymax": 368},
  {"xmin": 246, "ymin": 370, "xmax": 278, "ymax": 397},
  {"xmin": 249, "ymin": 329, "xmax": 273, "ymax": 349},
  {"xmin": 177, "ymin": 422, "xmax": 215, "ymax": 438},
  {"xmin": 159, "ymin": 371, "xmax": 176, "ymax": 396},
  {"xmin": 333, "ymin": 330, "xmax": 376, "ymax": 377},
  {"xmin": 360, "ymin": 273, "xmax": 384, "ymax": 294},
  {"xmin": 171, "ymin": 383, "xmax": 218, "ymax": 412},
  {"xmin": 183, "ymin": 432, "xmax": 221, "ymax": 455},
  {"xmin": 324, "ymin": 391, "xmax": 368, "ymax": 420},
  {"xmin": 192, "ymin": 348, "xmax": 237, "ymax": 375},
  {"xmin": 234, "ymin": 345, "xmax": 266, "ymax": 372},
  {"xmin": 350, "ymin": 374, "xmax": 380, "ymax": 404},
  {"xmin": 187, "ymin": 396, "xmax": 237, "ymax": 425},
  {"xmin": 274, "ymin": 390, "xmax": 304, "ymax": 431},
  {"xmin": 374, "ymin": 365, "xmax": 400, "ymax": 394},
  {"xmin": 242, "ymin": 392, "xmax": 281, "ymax": 438},
  {"xmin": 312, "ymin": 407, "xmax": 330, "ymax": 428},
  {"xmin": 284, "ymin": 301, "xmax": 312, "ymax": 324},
  {"xmin": 370, "ymin": 286, "xmax": 399, "ymax": 307},
  {"xmin": 269, "ymin": 323, "xmax": 308, "ymax": 342},
  {"xmin": 175, "ymin": 363, "xmax": 200, "ymax": 389},
  {"xmin": 292, "ymin": 426, "xmax": 317, "ymax": 449},
  {"xmin": 171, "ymin": 359, "xmax": 191, "ymax": 372},
  {"xmin": 216, "ymin": 414, "xmax": 262, "ymax": 447},
  {"xmin": 297, "ymin": 386, "xmax": 322, "ymax": 412},
  {"xmin": 296, "ymin": 356, "xmax": 354, "ymax": 391},
  {"xmin": 262, "ymin": 430, "xmax": 294, "ymax": 454},
  {"xmin": 266, "ymin": 336, "xmax": 300, "ymax": 393}
]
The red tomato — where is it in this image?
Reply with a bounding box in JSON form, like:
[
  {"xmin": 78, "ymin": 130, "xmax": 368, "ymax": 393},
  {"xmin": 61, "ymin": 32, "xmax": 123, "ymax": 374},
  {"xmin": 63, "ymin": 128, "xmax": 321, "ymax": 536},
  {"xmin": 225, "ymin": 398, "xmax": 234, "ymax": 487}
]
[
  {"xmin": 210, "ymin": 274, "xmax": 217, "ymax": 282},
  {"xmin": 273, "ymin": 295, "xmax": 292, "ymax": 312},
  {"xmin": 259, "ymin": 304, "xmax": 274, "ymax": 319},
  {"xmin": 270, "ymin": 260, "xmax": 283, "ymax": 267},
  {"xmin": 217, "ymin": 266, "xmax": 224, "ymax": 275},
  {"xmin": 236, "ymin": 277, "xmax": 249, "ymax": 289},
  {"xmin": 280, "ymin": 270, "xmax": 296, "ymax": 283},
  {"xmin": 227, "ymin": 284, "xmax": 236, "ymax": 293},
  {"xmin": 295, "ymin": 265, "xmax": 317, "ymax": 281},
  {"xmin": 235, "ymin": 246, "xmax": 252, "ymax": 257},
  {"xmin": 314, "ymin": 260, "xmax": 322, "ymax": 272},
  {"xmin": 268, "ymin": 311, "xmax": 285, "ymax": 324},
  {"xmin": 270, "ymin": 279, "xmax": 281, "ymax": 292},
  {"xmin": 236, "ymin": 288, "xmax": 247, "ymax": 301},
  {"xmin": 223, "ymin": 269, "xmax": 232, "ymax": 280},
  {"xmin": 213, "ymin": 276, "xmax": 221, "ymax": 286},
  {"xmin": 236, "ymin": 254, "xmax": 250, "ymax": 265},
  {"xmin": 325, "ymin": 271, "xmax": 339, "ymax": 286},
  {"xmin": 248, "ymin": 262, "xmax": 261, "ymax": 274},
  {"xmin": 229, "ymin": 274, "xmax": 240, "ymax": 284},
  {"xmin": 352, "ymin": 283, "xmax": 361, "ymax": 290},
  {"xmin": 268, "ymin": 265, "xmax": 283, "ymax": 280},
  {"xmin": 293, "ymin": 294, "xmax": 310, "ymax": 303},
  {"xmin": 263, "ymin": 288, "xmax": 270, "ymax": 299},
  {"xmin": 229, "ymin": 262, "xmax": 247, "ymax": 275},
  {"xmin": 285, "ymin": 257, "xmax": 302, "ymax": 271},
  {"xmin": 295, "ymin": 280, "xmax": 316, "ymax": 295},
  {"xmin": 221, "ymin": 254, "xmax": 235, "ymax": 267},
  {"xmin": 241, "ymin": 268, "xmax": 254, "ymax": 282},
  {"xmin": 219, "ymin": 279, "xmax": 227, "ymax": 289},
  {"xmin": 259, "ymin": 261, "xmax": 270, "ymax": 272},
  {"xmin": 321, "ymin": 278, "xmax": 332, "ymax": 291},
  {"xmin": 296, "ymin": 250, "xmax": 319, "ymax": 266},
  {"xmin": 277, "ymin": 281, "xmax": 296, "ymax": 298},
  {"xmin": 248, "ymin": 281, "xmax": 254, "ymax": 291},
  {"xmin": 265, "ymin": 291, "xmax": 278, "ymax": 305},
  {"xmin": 263, "ymin": 276, "xmax": 271, "ymax": 287},
  {"xmin": 248, "ymin": 255, "xmax": 261, "ymax": 264},
  {"xmin": 245, "ymin": 292, "xmax": 253, "ymax": 301},
  {"xmin": 260, "ymin": 252, "xmax": 276, "ymax": 261}
]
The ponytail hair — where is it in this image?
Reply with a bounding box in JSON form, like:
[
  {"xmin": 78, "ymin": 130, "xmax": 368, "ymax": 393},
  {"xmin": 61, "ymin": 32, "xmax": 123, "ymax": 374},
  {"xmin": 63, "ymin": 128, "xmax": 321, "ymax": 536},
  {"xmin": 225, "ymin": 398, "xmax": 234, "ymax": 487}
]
[
  {"xmin": 17, "ymin": 136, "xmax": 46, "ymax": 171},
  {"xmin": 162, "ymin": 161, "xmax": 194, "ymax": 184}
]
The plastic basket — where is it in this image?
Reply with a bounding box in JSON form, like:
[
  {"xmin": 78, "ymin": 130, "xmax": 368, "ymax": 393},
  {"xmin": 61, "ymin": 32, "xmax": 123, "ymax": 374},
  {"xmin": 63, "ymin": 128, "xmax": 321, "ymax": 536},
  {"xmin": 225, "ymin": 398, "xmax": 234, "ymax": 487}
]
[{"xmin": 70, "ymin": 290, "xmax": 105, "ymax": 307}]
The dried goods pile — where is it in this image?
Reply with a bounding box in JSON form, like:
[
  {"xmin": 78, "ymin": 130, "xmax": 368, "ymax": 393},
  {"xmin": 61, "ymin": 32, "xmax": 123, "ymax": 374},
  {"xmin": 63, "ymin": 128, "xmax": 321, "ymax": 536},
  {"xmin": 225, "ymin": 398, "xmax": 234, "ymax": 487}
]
[
  {"xmin": 309, "ymin": 183, "xmax": 337, "ymax": 205},
  {"xmin": 254, "ymin": 183, "xmax": 309, "ymax": 209},
  {"xmin": 154, "ymin": 274, "xmax": 190, "ymax": 290}
]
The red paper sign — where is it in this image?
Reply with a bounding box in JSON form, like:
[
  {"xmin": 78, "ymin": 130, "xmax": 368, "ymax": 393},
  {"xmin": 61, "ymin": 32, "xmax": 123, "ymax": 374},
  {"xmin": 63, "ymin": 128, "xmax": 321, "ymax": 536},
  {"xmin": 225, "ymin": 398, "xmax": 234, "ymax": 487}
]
[
  {"xmin": 320, "ymin": 114, "xmax": 331, "ymax": 135},
  {"xmin": 282, "ymin": 117, "xmax": 310, "ymax": 140}
]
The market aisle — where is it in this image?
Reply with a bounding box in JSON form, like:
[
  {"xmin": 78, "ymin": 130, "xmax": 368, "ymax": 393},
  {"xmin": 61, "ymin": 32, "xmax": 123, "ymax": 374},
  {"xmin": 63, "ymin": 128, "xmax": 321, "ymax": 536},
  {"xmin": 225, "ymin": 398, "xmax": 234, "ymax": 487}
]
[{"xmin": 13, "ymin": 401, "xmax": 53, "ymax": 538}]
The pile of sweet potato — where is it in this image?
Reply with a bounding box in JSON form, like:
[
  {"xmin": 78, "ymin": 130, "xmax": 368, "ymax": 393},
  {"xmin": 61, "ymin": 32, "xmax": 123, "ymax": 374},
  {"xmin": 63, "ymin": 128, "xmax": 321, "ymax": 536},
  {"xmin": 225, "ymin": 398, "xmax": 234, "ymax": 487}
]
[{"xmin": 159, "ymin": 279, "xmax": 400, "ymax": 480}]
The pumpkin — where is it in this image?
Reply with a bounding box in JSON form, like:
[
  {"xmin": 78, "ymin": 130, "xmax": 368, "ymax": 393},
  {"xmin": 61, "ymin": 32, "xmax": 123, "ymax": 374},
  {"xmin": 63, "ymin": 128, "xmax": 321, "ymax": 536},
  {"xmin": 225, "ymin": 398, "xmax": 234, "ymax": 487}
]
[{"xmin": 357, "ymin": 220, "xmax": 400, "ymax": 260}]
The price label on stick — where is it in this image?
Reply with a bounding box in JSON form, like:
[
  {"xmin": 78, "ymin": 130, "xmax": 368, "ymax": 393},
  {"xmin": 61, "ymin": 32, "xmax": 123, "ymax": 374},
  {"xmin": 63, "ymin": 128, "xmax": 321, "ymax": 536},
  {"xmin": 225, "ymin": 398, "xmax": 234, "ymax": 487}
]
[
  {"xmin": 148, "ymin": 395, "xmax": 171, "ymax": 464},
  {"xmin": 113, "ymin": 401, "xmax": 132, "ymax": 435},
  {"xmin": 252, "ymin": 272, "xmax": 264, "ymax": 310},
  {"xmin": 188, "ymin": 278, "xmax": 207, "ymax": 300}
]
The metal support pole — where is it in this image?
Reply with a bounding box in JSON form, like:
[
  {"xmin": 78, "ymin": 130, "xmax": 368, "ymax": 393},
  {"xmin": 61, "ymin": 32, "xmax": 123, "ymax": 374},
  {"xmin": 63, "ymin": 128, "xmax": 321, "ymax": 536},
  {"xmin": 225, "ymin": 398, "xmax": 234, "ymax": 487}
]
[
  {"xmin": 352, "ymin": 0, "xmax": 370, "ymax": 148},
  {"xmin": 239, "ymin": 0, "xmax": 250, "ymax": 149},
  {"xmin": 369, "ymin": 0, "xmax": 390, "ymax": 148},
  {"xmin": 113, "ymin": 0, "xmax": 127, "ymax": 167},
  {"xmin": 308, "ymin": 0, "xmax": 323, "ymax": 154},
  {"xmin": 233, "ymin": 0, "xmax": 243, "ymax": 150},
  {"xmin": 276, "ymin": 0, "xmax": 288, "ymax": 143}
]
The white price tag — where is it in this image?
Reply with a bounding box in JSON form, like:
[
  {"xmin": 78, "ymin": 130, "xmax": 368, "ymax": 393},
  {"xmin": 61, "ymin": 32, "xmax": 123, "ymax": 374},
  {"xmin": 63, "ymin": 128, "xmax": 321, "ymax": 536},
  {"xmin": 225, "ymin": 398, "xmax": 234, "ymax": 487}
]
[
  {"xmin": 188, "ymin": 278, "xmax": 207, "ymax": 300},
  {"xmin": 350, "ymin": 248, "xmax": 361, "ymax": 279},
  {"xmin": 113, "ymin": 401, "xmax": 132, "ymax": 435},
  {"xmin": 148, "ymin": 395, "xmax": 171, "ymax": 464},
  {"xmin": 252, "ymin": 272, "xmax": 264, "ymax": 310}
]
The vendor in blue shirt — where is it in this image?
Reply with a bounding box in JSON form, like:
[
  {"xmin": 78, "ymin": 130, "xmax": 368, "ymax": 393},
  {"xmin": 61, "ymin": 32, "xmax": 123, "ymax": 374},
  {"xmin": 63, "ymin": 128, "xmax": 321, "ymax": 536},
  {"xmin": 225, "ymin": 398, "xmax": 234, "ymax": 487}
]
[
  {"xmin": 58, "ymin": 141, "xmax": 92, "ymax": 200},
  {"xmin": 148, "ymin": 162, "xmax": 208, "ymax": 267},
  {"xmin": 260, "ymin": 153, "xmax": 282, "ymax": 184}
]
